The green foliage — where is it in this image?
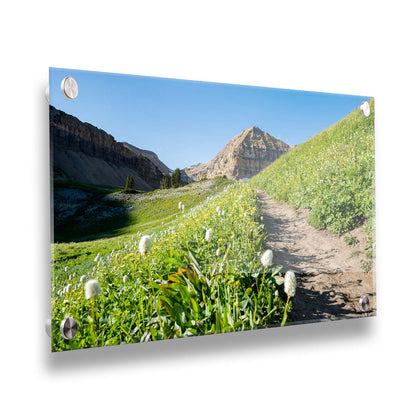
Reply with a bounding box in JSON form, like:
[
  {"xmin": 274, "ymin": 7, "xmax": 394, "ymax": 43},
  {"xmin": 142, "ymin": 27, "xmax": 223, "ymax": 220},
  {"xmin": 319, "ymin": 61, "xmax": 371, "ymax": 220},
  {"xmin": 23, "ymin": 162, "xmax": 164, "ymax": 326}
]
[
  {"xmin": 250, "ymin": 99, "xmax": 375, "ymax": 238},
  {"xmin": 344, "ymin": 234, "xmax": 359, "ymax": 247},
  {"xmin": 51, "ymin": 183, "xmax": 288, "ymax": 351},
  {"xmin": 125, "ymin": 175, "xmax": 134, "ymax": 191},
  {"xmin": 54, "ymin": 177, "xmax": 232, "ymax": 248},
  {"xmin": 171, "ymin": 168, "xmax": 181, "ymax": 188},
  {"xmin": 162, "ymin": 175, "xmax": 170, "ymax": 189}
]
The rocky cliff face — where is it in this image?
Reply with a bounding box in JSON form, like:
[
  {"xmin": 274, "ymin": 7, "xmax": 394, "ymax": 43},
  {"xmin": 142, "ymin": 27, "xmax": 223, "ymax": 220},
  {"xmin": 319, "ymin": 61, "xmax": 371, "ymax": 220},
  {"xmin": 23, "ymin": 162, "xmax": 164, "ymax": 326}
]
[
  {"xmin": 122, "ymin": 142, "xmax": 171, "ymax": 176},
  {"xmin": 50, "ymin": 106, "xmax": 165, "ymax": 190},
  {"xmin": 184, "ymin": 126, "xmax": 291, "ymax": 181}
]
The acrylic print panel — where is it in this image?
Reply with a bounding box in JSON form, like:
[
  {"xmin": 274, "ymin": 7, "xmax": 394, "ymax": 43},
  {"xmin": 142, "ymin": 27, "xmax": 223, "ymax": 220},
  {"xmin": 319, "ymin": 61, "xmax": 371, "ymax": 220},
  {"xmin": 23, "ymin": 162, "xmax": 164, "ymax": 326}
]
[{"xmin": 49, "ymin": 68, "xmax": 376, "ymax": 352}]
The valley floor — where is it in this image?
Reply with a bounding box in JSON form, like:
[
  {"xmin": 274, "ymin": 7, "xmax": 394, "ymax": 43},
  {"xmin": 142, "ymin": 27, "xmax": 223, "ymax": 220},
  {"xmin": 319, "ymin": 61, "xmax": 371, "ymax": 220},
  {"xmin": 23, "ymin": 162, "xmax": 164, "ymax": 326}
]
[{"xmin": 257, "ymin": 190, "xmax": 376, "ymax": 322}]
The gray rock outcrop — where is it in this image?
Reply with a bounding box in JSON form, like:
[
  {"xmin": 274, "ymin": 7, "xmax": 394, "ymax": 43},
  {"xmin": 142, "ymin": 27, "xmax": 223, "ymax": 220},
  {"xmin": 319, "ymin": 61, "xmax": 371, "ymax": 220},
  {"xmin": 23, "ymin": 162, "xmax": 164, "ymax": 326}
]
[
  {"xmin": 184, "ymin": 126, "xmax": 291, "ymax": 181},
  {"xmin": 50, "ymin": 106, "xmax": 165, "ymax": 191}
]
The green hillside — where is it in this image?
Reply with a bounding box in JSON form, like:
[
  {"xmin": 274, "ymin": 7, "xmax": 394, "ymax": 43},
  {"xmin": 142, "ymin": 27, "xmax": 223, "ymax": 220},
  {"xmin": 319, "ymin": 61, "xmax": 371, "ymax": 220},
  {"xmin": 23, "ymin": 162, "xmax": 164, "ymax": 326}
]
[{"xmin": 250, "ymin": 98, "xmax": 375, "ymax": 237}]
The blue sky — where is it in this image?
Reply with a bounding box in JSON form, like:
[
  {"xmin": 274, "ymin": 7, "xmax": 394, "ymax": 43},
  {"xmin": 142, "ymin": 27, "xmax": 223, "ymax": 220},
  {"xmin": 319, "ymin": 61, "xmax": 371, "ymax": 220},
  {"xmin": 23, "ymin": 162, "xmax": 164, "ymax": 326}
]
[{"xmin": 50, "ymin": 67, "xmax": 371, "ymax": 170}]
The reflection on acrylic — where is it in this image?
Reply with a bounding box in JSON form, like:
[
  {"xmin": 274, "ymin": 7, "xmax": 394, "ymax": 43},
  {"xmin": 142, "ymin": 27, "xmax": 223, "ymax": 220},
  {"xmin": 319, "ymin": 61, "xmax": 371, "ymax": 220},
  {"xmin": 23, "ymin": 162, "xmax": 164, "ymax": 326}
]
[{"xmin": 50, "ymin": 68, "xmax": 375, "ymax": 351}]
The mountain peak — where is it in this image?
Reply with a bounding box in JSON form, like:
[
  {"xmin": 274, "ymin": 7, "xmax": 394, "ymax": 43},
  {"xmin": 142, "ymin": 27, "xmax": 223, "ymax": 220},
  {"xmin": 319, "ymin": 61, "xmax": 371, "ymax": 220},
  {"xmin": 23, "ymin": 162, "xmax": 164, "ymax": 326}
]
[
  {"xmin": 244, "ymin": 125, "xmax": 262, "ymax": 134},
  {"xmin": 185, "ymin": 127, "xmax": 291, "ymax": 181}
]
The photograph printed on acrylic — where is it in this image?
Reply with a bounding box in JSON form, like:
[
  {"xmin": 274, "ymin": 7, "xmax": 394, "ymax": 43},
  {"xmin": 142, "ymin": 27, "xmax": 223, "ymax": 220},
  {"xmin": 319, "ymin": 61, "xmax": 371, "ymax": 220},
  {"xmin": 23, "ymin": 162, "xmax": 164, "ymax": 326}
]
[{"xmin": 50, "ymin": 68, "xmax": 375, "ymax": 351}]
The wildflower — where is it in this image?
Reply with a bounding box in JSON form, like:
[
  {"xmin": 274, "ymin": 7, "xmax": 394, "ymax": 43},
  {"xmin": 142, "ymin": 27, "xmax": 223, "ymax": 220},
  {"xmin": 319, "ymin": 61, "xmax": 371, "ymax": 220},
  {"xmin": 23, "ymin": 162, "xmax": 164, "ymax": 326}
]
[
  {"xmin": 216, "ymin": 248, "xmax": 221, "ymax": 256},
  {"xmin": 66, "ymin": 284, "xmax": 72, "ymax": 292},
  {"xmin": 274, "ymin": 289, "xmax": 279, "ymax": 297},
  {"xmin": 85, "ymin": 279, "xmax": 102, "ymax": 300},
  {"xmin": 284, "ymin": 271, "xmax": 296, "ymax": 297},
  {"xmin": 64, "ymin": 266, "xmax": 68, "ymax": 272},
  {"xmin": 178, "ymin": 201, "xmax": 183, "ymax": 210},
  {"xmin": 205, "ymin": 229, "xmax": 213, "ymax": 241},
  {"xmin": 261, "ymin": 249, "xmax": 273, "ymax": 267},
  {"xmin": 139, "ymin": 235, "xmax": 151, "ymax": 255},
  {"xmin": 216, "ymin": 206, "xmax": 221, "ymax": 214},
  {"xmin": 94, "ymin": 253, "xmax": 100, "ymax": 262},
  {"xmin": 182, "ymin": 204, "xmax": 185, "ymax": 211},
  {"xmin": 123, "ymin": 275, "xmax": 128, "ymax": 284}
]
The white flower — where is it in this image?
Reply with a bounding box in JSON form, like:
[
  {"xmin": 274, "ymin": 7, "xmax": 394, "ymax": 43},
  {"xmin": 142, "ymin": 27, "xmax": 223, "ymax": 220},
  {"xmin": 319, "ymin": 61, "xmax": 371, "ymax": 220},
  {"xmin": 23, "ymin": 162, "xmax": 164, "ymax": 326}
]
[
  {"xmin": 85, "ymin": 279, "xmax": 102, "ymax": 300},
  {"xmin": 64, "ymin": 266, "xmax": 68, "ymax": 272},
  {"xmin": 80, "ymin": 275, "xmax": 86, "ymax": 283},
  {"xmin": 244, "ymin": 212, "xmax": 247, "ymax": 217},
  {"xmin": 216, "ymin": 248, "xmax": 221, "ymax": 256},
  {"xmin": 284, "ymin": 271, "xmax": 296, "ymax": 297},
  {"xmin": 260, "ymin": 216, "xmax": 264, "ymax": 221},
  {"xmin": 205, "ymin": 229, "xmax": 213, "ymax": 241},
  {"xmin": 216, "ymin": 206, "xmax": 221, "ymax": 214},
  {"xmin": 274, "ymin": 289, "xmax": 279, "ymax": 297},
  {"xmin": 178, "ymin": 201, "xmax": 183, "ymax": 210},
  {"xmin": 139, "ymin": 235, "xmax": 151, "ymax": 255},
  {"xmin": 123, "ymin": 275, "xmax": 128, "ymax": 284},
  {"xmin": 221, "ymin": 210, "xmax": 225, "ymax": 216},
  {"xmin": 94, "ymin": 253, "xmax": 100, "ymax": 262},
  {"xmin": 261, "ymin": 249, "xmax": 273, "ymax": 267},
  {"xmin": 66, "ymin": 284, "xmax": 72, "ymax": 292},
  {"xmin": 181, "ymin": 204, "xmax": 185, "ymax": 211}
]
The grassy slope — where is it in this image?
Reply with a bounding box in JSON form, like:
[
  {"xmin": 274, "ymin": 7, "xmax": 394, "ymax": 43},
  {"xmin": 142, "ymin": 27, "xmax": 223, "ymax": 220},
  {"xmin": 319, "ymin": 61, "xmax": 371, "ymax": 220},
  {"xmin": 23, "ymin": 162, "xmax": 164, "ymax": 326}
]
[
  {"xmin": 52, "ymin": 178, "xmax": 233, "ymax": 280},
  {"xmin": 52, "ymin": 183, "xmax": 287, "ymax": 350},
  {"xmin": 250, "ymin": 99, "xmax": 375, "ymax": 237}
]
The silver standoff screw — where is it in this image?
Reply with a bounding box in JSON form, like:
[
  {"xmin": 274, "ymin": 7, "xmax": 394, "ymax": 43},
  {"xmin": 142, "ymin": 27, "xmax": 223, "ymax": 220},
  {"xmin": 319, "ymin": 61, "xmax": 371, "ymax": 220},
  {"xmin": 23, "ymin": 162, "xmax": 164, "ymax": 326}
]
[
  {"xmin": 61, "ymin": 76, "xmax": 78, "ymax": 100},
  {"xmin": 360, "ymin": 101, "xmax": 370, "ymax": 117},
  {"xmin": 359, "ymin": 295, "xmax": 370, "ymax": 313},
  {"xmin": 60, "ymin": 317, "xmax": 78, "ymax": 340},
  {"xmin": 45, "ymin": 85, "xmax": 50, "ymax": 103},
  {"xmin": 45, "ymin": 318, "xmax": 51, "ymax": 337}
]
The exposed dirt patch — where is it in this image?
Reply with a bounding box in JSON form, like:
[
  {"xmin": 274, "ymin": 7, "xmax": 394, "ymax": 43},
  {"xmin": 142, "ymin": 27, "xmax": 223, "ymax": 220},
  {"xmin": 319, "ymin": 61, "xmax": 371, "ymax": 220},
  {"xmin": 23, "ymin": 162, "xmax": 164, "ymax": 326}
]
[{"xmin": 257, "ymin": 190, "xmax": 376, "ymax": 322}]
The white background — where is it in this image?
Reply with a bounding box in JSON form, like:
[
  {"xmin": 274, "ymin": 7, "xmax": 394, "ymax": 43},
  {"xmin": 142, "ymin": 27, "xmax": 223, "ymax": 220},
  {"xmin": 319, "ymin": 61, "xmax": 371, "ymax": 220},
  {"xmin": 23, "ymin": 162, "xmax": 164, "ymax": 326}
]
[{"xmin": 1, "ymin": 1, "xmax": 415, "ymax": 414}]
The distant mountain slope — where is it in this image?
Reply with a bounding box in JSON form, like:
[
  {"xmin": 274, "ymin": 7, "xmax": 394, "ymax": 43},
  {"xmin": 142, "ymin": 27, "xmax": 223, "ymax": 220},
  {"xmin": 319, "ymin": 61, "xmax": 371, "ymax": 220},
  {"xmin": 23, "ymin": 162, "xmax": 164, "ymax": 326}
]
[
  {"xmin": 184, "ymin": 126, "xmax": 291, "ymax": 181},
  {"xmin": 250, "ymin": 99, "xmax": 375, "ymax": 236},
  {"xmin": 50, "ymin": 106, "xmax": 165, "ymax": 191},
  {"xmin": 122, "ymin": 142, "xmax": 171, "ymax": 176}
]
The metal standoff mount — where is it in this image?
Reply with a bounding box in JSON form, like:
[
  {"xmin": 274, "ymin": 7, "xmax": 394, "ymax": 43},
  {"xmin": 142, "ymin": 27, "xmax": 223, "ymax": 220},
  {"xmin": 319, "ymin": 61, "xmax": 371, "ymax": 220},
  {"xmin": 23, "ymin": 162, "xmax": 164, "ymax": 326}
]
[
  {"xmin": 358, "ymin": 294, "xmax": 370, "ymax": 313},
  {"xmin": 360, "ymin": 101, "xmax": 370, "ymax": 117},
  {"xmin": 45, "ymin": 318, "xmax": 51, "ymax": 337},
  {"xmin": 60, "ymin": 317, "xmax": 78, "ymax": 340},
  {"xmin": 61, "ymin": 76, "xmax": 78, "ymax": 100},
  {"xmin": 45, "ymin": 85, "xmax": 49, "ymax": 103}
]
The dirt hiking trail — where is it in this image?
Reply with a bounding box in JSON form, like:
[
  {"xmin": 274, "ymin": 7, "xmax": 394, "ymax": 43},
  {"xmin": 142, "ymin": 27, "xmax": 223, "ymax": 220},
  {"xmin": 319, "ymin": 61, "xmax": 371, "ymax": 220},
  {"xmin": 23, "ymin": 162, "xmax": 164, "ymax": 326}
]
[{"xmin": 257, "ymin": 190, "xmax": 376, "ymax": 323}]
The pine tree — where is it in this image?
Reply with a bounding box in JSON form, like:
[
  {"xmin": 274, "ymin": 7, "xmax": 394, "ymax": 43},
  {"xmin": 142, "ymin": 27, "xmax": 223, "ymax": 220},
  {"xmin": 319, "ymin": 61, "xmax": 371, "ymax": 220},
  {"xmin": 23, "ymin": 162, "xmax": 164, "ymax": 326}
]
[
  {"xmin": 171, "ymin": 168, "xmax": 181, "ymax": 188},
  {"xmin": 125, "ymin": 175, "xmax": 134, "ymax": 191},
  {"xmin": 163, "ymin": 176, "xmax": 170, "ymax": 189}
]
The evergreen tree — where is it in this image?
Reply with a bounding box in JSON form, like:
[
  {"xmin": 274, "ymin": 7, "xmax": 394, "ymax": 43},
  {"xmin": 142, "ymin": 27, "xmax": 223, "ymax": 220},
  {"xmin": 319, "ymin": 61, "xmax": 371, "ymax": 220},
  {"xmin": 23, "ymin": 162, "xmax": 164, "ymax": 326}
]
[
  {"xmin": 163, "ymin": 175, "xmax": 170, "ymax": 189},
  {"xmin": 171, "ymin": 168, "xmax": 181, "ymax": 188},
  {"xmin": 125, "ymin": 175, "xmax": 134, "ymax": 191}
]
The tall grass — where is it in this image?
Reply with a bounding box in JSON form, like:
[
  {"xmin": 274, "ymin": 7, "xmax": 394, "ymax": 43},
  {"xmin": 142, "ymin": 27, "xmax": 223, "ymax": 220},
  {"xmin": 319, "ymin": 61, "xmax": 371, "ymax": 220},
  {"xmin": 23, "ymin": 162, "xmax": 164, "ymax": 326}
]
[
  {"xmin": 250, "ymin": 99, "xmax": 375, "ymax": 237},
  {"xmin": 52, "ymin": 183, "xmax": 287, "ymax": 351}
]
